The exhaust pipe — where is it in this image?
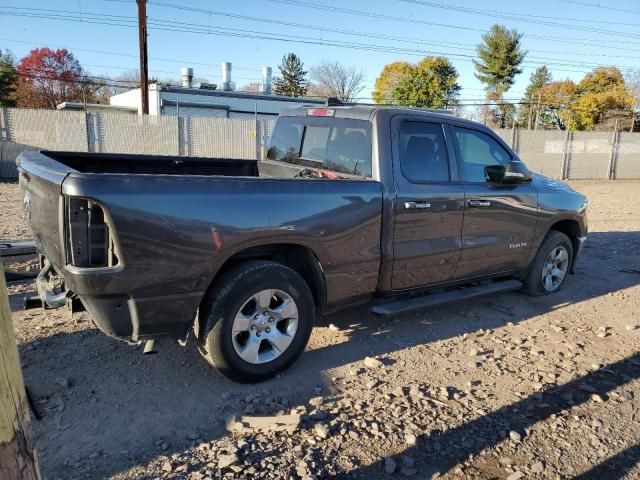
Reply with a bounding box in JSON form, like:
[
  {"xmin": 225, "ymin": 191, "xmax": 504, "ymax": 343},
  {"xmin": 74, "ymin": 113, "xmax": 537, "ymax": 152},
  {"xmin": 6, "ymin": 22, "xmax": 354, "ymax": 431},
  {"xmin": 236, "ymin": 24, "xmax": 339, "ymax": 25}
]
[{"xmin": 143, "ymin": 340, "xmax": 157, "ymax": 354}]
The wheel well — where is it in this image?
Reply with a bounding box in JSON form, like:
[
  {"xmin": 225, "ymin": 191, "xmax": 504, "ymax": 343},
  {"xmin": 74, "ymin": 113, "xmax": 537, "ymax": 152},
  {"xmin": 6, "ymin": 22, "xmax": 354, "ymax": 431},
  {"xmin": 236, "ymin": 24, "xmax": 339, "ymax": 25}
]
[
  {"xmin": 213, "ymin": 244, "xmax": 326, "ymax": 308},
  {"xmin": 549, "ymin": 219, "xmax": 581, "ymax": 253}
]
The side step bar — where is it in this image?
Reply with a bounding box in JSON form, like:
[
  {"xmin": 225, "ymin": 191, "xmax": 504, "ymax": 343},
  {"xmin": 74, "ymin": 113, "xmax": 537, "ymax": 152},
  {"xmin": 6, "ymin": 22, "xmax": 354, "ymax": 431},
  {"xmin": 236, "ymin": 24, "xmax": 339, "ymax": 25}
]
[{"xmin": 370, "ymin": 279, "xmax": 523, "ymax": 317}]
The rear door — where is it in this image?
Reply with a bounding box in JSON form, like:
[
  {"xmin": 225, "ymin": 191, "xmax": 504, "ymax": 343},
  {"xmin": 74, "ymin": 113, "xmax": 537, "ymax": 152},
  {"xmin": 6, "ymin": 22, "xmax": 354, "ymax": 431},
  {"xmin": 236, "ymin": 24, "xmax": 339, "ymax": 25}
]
[
  {"xmin": 391, "ymin": 117, "xmax": 465, "ymax": 290},
  {"xmin": 449, "ymin": 123, "xmax": 538, "ymax": 279}
]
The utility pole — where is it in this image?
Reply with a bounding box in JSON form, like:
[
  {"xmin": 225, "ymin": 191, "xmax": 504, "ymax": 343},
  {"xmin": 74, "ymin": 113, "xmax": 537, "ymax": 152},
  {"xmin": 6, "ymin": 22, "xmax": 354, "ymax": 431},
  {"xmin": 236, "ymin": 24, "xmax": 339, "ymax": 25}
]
[
  {"xmin": 137, "ymin": 0, "xmax": 149, "ymax": 115},
  {"xmin": 527, "ymin": 94, "xmax": 534, "ymax": 130},
  {"xmin": 631, "ymin": 98, "xmax": 638, "ymax": 133},
  {"xmin": 534, "ymin": 92, "xmax": 542, "ymax": 130},
  {"xmin": 0, "ymin": 272, "xmax": 40, "ymax": 479}
]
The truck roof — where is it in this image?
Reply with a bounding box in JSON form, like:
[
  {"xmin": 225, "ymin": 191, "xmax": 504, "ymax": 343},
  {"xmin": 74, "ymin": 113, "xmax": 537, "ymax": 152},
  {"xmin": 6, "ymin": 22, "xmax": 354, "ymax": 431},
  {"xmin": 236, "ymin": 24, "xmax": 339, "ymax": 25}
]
[{"xmin": 279, "ymin": 103, "xmax": 458, "ymax": 123}]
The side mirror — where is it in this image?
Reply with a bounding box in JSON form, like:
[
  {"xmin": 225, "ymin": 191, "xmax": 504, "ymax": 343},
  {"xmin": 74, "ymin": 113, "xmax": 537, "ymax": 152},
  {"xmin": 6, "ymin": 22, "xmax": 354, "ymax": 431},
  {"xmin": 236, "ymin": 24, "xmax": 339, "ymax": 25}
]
[{"xmin": 503, "ymin": 160, "xmax": 532, "ymax": 183}]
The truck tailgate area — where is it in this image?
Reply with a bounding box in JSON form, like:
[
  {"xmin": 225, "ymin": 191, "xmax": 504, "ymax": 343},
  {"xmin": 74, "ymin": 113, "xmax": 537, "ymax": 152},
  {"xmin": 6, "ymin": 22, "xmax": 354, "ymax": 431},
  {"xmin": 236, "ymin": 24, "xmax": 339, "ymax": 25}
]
[{"xmin": 18, "ymin": 151, "xmax": 74, "ymax": 272}]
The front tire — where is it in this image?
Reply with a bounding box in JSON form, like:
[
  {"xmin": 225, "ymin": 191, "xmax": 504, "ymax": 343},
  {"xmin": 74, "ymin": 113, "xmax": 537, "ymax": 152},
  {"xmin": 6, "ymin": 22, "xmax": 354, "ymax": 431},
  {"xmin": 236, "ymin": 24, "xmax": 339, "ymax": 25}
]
[
  {"xmin": 198, "ymin": 260, "xmax": 314, "ymax": 383},
  {"xmin": 522, "ymin": 231, "xmax": 573, "ymax": 296}
]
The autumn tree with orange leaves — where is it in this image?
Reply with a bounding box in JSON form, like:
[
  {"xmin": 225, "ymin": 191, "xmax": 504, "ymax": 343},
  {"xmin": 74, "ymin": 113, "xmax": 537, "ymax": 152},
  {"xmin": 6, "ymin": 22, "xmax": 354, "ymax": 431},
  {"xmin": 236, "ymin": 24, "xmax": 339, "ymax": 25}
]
[{"xmin": 15, "ymin": 48, "xmax": 97, "ymax": 109}]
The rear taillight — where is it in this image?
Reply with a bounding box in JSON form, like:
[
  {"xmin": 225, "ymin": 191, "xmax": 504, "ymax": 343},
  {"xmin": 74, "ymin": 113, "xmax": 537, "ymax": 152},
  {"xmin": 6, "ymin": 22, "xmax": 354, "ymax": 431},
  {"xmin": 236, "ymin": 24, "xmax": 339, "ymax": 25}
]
[{"xmin": 65, "ymin": 198, "xmax": 118, "ymax": 268}]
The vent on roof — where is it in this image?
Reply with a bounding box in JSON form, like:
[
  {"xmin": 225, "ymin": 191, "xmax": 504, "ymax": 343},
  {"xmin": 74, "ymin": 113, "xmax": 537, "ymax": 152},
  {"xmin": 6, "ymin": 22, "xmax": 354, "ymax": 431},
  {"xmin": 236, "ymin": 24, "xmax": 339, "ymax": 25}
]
[
  {"xmin": 195, "ymin": 83, "xmax": 217, "ymax": 90},
  {"xmin": 181, "ymin": 67, "xmax": 193, "ymax": 88}
]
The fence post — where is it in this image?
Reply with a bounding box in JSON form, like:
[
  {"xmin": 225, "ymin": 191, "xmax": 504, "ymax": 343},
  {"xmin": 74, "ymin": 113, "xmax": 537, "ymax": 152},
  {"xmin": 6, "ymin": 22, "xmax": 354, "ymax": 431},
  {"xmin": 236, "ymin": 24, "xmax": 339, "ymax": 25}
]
[
  {"xmin": 0, "ymin": 108, "xmax": 9, "ymax": 142},
  {"xmin": 608, "ymin": 124, "xmax": 619, "ymax": 180},
  {"xmin": 561, "ymin": 130, "xmax": 571, "ymax": 180},
  {"xmin": 177, "ymin": 115, "xmax": 183, "ymax": 157},
  {"xmin": 256, "ymin": 119, "xmax": 262, "ymax": 161},
  {"xmin": 84, "ymin": 111, "xmax": 91, "ymax": 153}
]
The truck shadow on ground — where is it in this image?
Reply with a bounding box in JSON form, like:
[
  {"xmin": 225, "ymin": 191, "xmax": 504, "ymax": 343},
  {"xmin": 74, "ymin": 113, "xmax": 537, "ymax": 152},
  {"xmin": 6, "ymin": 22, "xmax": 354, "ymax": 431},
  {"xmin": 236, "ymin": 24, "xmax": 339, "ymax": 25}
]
[{"xmin": 14, "ymin": 230, "xmax": 640, "ymax": 479}]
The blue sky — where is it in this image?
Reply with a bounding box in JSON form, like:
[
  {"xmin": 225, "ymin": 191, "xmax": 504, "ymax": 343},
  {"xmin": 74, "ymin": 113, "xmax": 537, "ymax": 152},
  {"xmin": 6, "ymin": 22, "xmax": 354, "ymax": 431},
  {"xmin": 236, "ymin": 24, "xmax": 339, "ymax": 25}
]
[{"xmin": 1, "ymin": 0, "xmax": 639, "ymax": 106}]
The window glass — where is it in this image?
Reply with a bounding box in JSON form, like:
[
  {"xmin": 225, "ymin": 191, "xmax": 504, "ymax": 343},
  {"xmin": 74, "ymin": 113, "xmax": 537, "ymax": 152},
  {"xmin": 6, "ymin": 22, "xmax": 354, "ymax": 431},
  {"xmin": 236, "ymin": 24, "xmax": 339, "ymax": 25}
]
[
  {"xmin": 398, "ymin": 121, "xmax": 450, "ymax": 182},
  {"xmin": 453, "ymin": 127, "xmax": 511, "ymax": 183},
  {"xmin": 301, "ymin": 126, "xmax": 330, "ymax": 163},
  {"xmin": 267, "ymin": 117, "xmax": 372, "ymax": 178},
  {"xmin": 267, "ymin": 117, "xmax": 303, "ymax": 164}
]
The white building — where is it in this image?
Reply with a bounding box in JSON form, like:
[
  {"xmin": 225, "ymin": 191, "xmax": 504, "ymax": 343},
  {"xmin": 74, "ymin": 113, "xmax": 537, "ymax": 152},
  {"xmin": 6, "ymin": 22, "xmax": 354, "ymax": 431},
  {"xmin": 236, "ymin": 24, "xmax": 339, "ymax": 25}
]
[{"xmin": 109, "ymin": 63, "xmax": 323, "ymax": 120}]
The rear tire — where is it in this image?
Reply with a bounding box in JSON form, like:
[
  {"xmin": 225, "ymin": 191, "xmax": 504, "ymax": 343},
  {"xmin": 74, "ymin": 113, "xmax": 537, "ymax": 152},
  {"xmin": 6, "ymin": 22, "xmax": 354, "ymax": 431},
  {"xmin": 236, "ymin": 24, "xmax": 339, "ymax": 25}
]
[
  {"xmin": 197, "ymin": 260, "xmax": 314, "ymax": 383},
  {"xmin": 522, "ymin": 231, "xmax": 573, "ymax": 296}
]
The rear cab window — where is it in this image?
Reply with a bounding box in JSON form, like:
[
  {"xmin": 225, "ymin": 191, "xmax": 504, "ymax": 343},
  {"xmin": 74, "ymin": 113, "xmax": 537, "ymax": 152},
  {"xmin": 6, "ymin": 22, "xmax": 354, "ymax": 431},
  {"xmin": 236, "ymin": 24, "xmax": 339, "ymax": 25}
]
[
  {"xmin": 398, "ymin": 121, "xmax": 450, "ymax": 183},
  {"xmin": 267, "ymin": 115, "xmax": 373, "ymax": 179}
]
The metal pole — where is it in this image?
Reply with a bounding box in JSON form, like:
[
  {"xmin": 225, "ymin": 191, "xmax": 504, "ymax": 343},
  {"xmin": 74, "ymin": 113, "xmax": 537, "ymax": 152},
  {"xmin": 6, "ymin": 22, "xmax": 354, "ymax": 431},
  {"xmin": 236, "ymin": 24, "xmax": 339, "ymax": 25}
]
[
  {"xmin": 255, "ymin": 102, "xmax": 260, "ymax": 161},
  {"xmin": 608, "ymin": 119, "xmax": 619, "ymax": 180},
  {"xmin": 137, "ymin": 0, "xmax": 149, "ymax": 115},
  {"xmin": 561, "ymin": 129, "xmax": 571, "ymax": 180},
  {"xmin": 0, "ymin": 107, "xmax": 7, "ymax": 141}
]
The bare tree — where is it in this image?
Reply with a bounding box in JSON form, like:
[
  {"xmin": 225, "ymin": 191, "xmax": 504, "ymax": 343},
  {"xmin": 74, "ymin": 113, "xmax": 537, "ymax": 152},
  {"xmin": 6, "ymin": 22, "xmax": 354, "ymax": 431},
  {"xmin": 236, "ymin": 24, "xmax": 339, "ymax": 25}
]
[
  {"xmin": 309, "ymin": 61, "xmax": 366, "ymax": 102},
  {"xmin": 240, "ymin": 81, "xmax": 262, "ymax": 93},
  {"xmin": 625, "ymin": 69, "xmax": 640, "ymax": 98}
]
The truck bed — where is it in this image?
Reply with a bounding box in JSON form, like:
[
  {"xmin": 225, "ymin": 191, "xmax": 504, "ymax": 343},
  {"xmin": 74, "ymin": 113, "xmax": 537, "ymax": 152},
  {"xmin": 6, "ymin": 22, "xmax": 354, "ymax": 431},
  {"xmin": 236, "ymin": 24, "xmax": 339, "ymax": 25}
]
[
  {"xmin": 40, "ymin": 151, "xmax": 259, "ymax": 176},
  {"xmin": 17, "ymin": 149, "xmax": 383, "ymax": 341}
]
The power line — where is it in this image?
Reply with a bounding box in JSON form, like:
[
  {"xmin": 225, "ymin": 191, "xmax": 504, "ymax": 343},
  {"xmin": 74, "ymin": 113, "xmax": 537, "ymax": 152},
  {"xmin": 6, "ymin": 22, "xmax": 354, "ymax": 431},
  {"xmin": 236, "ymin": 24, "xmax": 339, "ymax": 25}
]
[
  {"xmin": 400, "ymin": 0, "xmax": 640, "ymax": 37},
  {"xmin": 270, "ymin": 0, "xmax": 640, "ymax": 48},
  {"xmin": 1, "ymin": 6, "xmax": 638, "ymax": 77},
  {"xmin": 143, "ymin": 0, "xmax": 640, "ymax": 66},
  {"xmin": 12, "ymin": 70, "xmax": 589, "ymax": 109},
  {"xmin": 556, "ymin": 0, "xmax": 640, "ymax": 15},
  {"xmin": 141, "ymin": 0, "xmax": 636, "ymax": 60},
  {"xmin": 141, "ymin": 16, "xmax": 640, "ymax": 73},
  {"xmin": 0, "ymin": 38, "xmax": 263, "ymax": 73}
]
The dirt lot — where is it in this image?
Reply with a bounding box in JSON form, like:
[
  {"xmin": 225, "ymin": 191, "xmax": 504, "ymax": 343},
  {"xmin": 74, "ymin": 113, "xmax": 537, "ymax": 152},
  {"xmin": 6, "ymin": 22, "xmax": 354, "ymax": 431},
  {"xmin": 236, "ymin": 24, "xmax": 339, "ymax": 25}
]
[{"xmin": 2, "ymin": 180, "xmax": 640, "ymax": 480}]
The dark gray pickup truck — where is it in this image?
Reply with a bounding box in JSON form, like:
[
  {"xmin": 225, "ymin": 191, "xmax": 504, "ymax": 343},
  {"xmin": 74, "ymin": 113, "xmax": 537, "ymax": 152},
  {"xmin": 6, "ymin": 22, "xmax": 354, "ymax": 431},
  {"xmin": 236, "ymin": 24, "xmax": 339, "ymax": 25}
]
[{"xmin": 18, "ymin": 104, "xmax": 587, "ymax": 382}]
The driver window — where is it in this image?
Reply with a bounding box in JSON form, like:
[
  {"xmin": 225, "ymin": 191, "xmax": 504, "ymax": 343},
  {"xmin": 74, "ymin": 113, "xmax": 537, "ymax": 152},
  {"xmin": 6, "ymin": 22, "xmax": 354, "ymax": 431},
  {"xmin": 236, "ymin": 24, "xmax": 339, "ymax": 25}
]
[{"xmin": 453, "ymin": 127, "xmax": 510, "ymax": 183}]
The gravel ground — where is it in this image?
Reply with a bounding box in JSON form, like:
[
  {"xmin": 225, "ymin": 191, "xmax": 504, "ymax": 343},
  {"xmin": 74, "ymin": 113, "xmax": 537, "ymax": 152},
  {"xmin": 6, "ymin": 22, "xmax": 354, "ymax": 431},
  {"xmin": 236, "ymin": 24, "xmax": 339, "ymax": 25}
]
[
  {"xmin": 0, "ymin": 181, "xmax": 31, "ymax": 240},
  {"xmin": 2, "ymin": 179, "xmax": 640, "ymax": 480}
]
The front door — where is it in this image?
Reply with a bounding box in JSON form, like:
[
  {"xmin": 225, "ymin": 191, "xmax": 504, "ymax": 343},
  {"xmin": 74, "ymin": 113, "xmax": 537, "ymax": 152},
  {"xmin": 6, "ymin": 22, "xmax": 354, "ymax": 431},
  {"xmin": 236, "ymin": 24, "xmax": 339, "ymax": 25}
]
[
  {"xmin": 392, "ymin": 119, "xmax": 465, "ymax": 290},
  {"xmin": 450, "ymin": 124, "xmax": 538, "ymax": 279}
]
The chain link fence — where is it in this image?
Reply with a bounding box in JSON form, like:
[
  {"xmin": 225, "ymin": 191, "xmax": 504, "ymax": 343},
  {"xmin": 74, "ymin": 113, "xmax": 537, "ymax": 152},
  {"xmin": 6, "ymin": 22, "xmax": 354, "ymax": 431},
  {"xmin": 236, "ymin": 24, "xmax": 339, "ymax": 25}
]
[
  {"xmin": 1, "ymin": 107, "xmax": 639, "ymax": 180},
  {"xmin": 0, "ymin": 107, "xmax": 272, "ymax": 178},
  {"xmin": 493, "ymin": 127, "xmax": 639, "ymax": 181}
]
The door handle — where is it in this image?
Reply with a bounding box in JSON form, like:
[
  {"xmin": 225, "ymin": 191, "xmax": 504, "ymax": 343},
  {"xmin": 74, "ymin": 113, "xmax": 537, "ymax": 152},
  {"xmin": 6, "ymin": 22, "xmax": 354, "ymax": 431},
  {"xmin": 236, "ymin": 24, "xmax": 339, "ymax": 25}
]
[
  {"xmin": 468, "ymin": 199, "xmax": 491, "ymax": 208},
  {"xmin": 404, "ymin": 201, "xmax": 431, "ymax": 210}
]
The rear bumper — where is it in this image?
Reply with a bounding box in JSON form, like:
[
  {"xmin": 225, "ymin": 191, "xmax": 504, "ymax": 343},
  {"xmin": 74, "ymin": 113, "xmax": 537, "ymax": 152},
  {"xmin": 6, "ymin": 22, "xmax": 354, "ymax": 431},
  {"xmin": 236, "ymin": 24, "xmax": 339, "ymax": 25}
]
[
  {"xmin": 35, "ymin": 257, "xmax": 203, "ymax": 342},
  {"xmin": 79, "ymin": 292, "xmax": 202, "ymax": 342}
]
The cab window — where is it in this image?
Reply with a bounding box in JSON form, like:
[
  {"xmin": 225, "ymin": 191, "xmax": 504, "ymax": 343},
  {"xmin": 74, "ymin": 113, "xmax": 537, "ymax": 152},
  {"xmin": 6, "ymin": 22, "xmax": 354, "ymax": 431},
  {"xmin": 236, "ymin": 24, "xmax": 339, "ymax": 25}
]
[
  {"xmin": 398, "ymin": 121, "xmax": 450, "ymax": 183},
  {"xmin": 453, "ymin": 127, "xmax": 511, "ymax": 183},
  {"xmin": 267, "ymin": 116, "xmax": 372, "ymax": 178}
]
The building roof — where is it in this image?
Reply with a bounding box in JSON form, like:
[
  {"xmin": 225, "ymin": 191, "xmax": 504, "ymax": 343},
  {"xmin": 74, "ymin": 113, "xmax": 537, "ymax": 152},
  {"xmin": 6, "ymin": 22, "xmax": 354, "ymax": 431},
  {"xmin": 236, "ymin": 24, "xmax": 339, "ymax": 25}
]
[
  {"xmin": 158, "ymin": 85, "xmax": 325, "ymax": 104},
  {"xmin": 57, "ymin": 102, "xmax": 138, "ymax": 113}
]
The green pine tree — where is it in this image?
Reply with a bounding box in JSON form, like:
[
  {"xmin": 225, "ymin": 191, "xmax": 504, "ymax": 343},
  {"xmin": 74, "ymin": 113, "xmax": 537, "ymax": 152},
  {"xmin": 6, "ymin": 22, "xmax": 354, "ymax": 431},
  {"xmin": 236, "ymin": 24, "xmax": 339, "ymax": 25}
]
[
  {"xmin": 474, "ymin": 25, "xmax": 526, "ymax": 127},
  {"xmin": 273, "ymin": 53, "xmax": 308, "ymax": 97},
  {"xmin": 517, "ymin": 65, "xmax": 552, "ymax": 127},
  {"xmin": 0, "ymin": 49, "xmax": 18, "ymax": 107}
]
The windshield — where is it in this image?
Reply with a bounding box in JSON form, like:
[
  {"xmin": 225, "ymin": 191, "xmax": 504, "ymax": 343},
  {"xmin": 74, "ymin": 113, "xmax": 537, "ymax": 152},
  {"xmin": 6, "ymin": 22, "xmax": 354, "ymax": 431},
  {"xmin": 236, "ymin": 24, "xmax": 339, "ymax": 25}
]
[{"xmin": 267, "ymin": 116, "xmax": 373, "ymax": 178}]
